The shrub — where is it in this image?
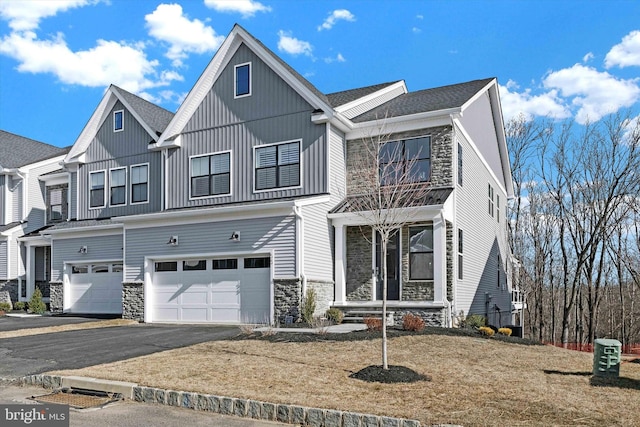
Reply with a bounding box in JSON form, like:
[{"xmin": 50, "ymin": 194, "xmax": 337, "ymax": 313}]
[
  {"xmin": 479, "ymin": 326, "xmax": 495, "ymax": 336},
  {"xmin": 498, "ymin": 327, "xmax": 513, "ymax": 336},
  {"xmin": 28, "ymin": 288, "xmax": 46, "ymax": 314},
  {"xmin": 364, "ymin": 316, "xmax": 383, "ymax": 332},
  {"xmin": 13, "ymin": 301, "xmax": 25, "ymax": 311},
  {"xmin": 402, "ymin": 313, "xmax": 425, "ymax": 332},
  {"xmin": 301, "ymin": 288, "xmax": 317, "ymax": 325},
  {"xmin": 463, "ymin": 314, "xmax": 486, "ymax": 329},
  {"xmin": 325, "ymin": 308, "xmax": 344, "ymax": 324},
  {"xmin": 0, "ymin": 302, "xmax": 12, "ymax": 312}
]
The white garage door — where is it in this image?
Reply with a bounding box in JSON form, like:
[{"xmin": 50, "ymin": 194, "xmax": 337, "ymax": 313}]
[
  {"xmin": 151, "ymin": 257, "xmax": 270, "ymax": 323},
  {"xmin": 68, "ymin": 263, "xmax": 123, "ymax": 314}
]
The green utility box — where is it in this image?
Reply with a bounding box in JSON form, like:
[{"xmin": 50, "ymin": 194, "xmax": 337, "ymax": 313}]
[{"xmin": 593, "ymin": 338, "xmax": 622, "ymax": 377}]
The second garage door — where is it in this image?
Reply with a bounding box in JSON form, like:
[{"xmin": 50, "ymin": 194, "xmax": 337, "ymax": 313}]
[
  {"xmin": 68, "ymin": 263, "xmax": 123, "ymax": 314},
  {"xmin": 151, "ymin": 256, "xmax": 270, "ymax": 323}
]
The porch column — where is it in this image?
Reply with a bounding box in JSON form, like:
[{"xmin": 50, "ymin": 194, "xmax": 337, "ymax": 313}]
[
  {"xmin": 26, "ymin": 244, "xmax": 35, "ymax": 299},
  {"xmin": 334, "ymin": 223, "xmax": 346, "ymax": 303},
  {"xmin": 433, "ymin": 216, "xmax": 446, "ymax": 303}
]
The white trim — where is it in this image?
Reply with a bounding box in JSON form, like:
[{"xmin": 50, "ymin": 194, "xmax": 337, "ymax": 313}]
[
  {"xmin": 88, "ymin": 170, "xmax": 106, "ymax": 209},
  {"xmin": 38, "ymin": 171, "xmax": 68, "ymax": 186},
  {"xmin": 233, "ymin": 62, "xmax": 252, "ymax": 99},
  {"xmin": 130, "ymin": 163, "xmax": 150, "ymax": 205},
  {"xmin": 42, "ymin": 224, "xmax": 122, "ymax": 239},
  {"xmin": 188, "ymin": 150, "xmax": 232, "ymax": 200},
  {"xmin": 113, "ymin": 109, "xmax": 124, "ymax": 132},
  {"xmin": 109, "ymin": 167, "xmax": 127, "ymax": 207},
  {"xmin": 253, "ymin": 139, "xmax": 303, "ymax": 193},
  {"xmin": 336, "ymin": 81, "xmax": 407, "ymax": 120}
]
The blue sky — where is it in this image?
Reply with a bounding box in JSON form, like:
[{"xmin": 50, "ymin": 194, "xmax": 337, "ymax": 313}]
[{"xmin": 1, "ymin": 0, "xmax": 639, "ymax": 148}]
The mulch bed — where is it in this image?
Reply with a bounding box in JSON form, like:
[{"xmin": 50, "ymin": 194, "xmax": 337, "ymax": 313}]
[{"xmin": 349, "ymin": 365, "xmax": 431, "ymax": 383}]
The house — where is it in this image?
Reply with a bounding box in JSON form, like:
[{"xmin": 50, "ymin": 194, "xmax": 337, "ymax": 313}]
[
  {"xmin": 0, "ymin": 130, "xmax": 69, "ymax": 305},
  {"xmin": 23, "ymin": 25, "xmax": 517, "ymax": 327}
]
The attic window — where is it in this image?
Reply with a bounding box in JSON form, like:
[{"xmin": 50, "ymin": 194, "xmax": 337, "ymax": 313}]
[
  {"xmin": 235, "ymin": 62, "xmax": 251, "ymax": 98},
  {"xmin": 114, "ymin": 110, "xmax": 124, "ymax": 132}
]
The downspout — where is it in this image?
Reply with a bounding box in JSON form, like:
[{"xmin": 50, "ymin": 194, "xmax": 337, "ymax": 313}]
[
  {"xmin": 293, "ymin": 205, "xmax": 306, "ymax": 298},
  {"xmin": 162, "ymin": 149, "xmax": 168, "ymax": 211}
]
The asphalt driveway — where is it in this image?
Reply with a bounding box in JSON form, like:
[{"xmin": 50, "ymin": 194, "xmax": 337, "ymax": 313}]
[
  {"xmin": 0, "ymin": 323, "xmax": 239, "ymax": 380},
  {"xmin": 0, "ymin": 314, "xmax": 115, "ymax": 332}
]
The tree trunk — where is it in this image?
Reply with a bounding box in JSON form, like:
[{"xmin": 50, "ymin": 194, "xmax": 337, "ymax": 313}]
[{"xmin": 381, "ymin": 235, "xmax": 388, "ymax": 370}]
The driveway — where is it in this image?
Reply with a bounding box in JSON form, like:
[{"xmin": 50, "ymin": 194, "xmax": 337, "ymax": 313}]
[
  {"xmin": 0, "ymin": 314, "xmax": 114, "ymax": 332},
  {"xmin": 0, "ymin": 323, "xmax": 239, "ymax": 379}
]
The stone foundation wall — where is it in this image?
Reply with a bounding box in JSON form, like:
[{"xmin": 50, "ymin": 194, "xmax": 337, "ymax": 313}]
[
  {"xmin": 0, "ymin": 280, "xmax": 18, "ymax": 303},
  {"xmin": 393, "ymin": 308, "xmax": 446, "ymax": 328},
  {"xmin": 274, "ymin": 278, "xmax": 301, "ymax": 324},
  {"xmin": 123, "ymin": 282, "xmax": 144, "ymax": 322},
  {"xmin": 49, "ymin": 281, "xmax": 63, "ymax": 313},
  {"xmin": 346, "ymin": 226, "xmax": 373, "ymax": 301},
  {"xmin": 306, "ymin": 280, "xmax": 334, "ymax": 317}
]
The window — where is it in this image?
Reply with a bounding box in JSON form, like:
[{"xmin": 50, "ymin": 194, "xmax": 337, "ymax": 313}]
[
  {"xmin": 114, "ymin": 110, "xmax": 123, "ymax": 132},
  {"xmin": 48, "ymin": 188, "xmax": 64, "ymax": 221},
  {"xmin": 244, "ymin": 257, "xmax": 270, "ymax": 269},
  {"xmin": 110, "ymin": 168, "xmax": 126, "ymax": 206},
  {"xmin": 458, "ymin": 229, "xmax": 463, "ymax": 280},
  {"xmin": 112, "ymin": 263, "xmax": 123, "ymax": 273},
  {"xmin": 131, "ymin": 164, "xmax": 148, "ymax": 204},
  {"xmin": 155, "ymin": 261, "xmax": 178, "ymax": 272},
  {"xmin": 379, "ymin": 136, "xmax": 431, "ymax": 185},
  {"xmin": 183, "ymin": 260, "xmax": 206, "ymax": 271},
  {"xmin": 496, "ymin": 194, "xmax": 500, "ymax": 222},
  {"xmin": 92, "ymin": 264, "xmax": 109, "ymax": 273},
  {"xmin": 213, "ymin": 258, "xmax": 238, "ymax": 270},
  {"xmin": 409, "ymin": 225, "xmax": 434, "ymax": 280},
  {"xmin": 255, "ymin": 141, "xmax": 300, "ymax": 190},
  {"xmin": 235, "ymin": 63, "xmax": 251, "ymax": 97},
  {"xmin": 191, "ymin": 152, "xmax": 230, "ymax": 198},
  {"xmin": 72, "ymin": 265, "xmax": 88, "ymax": 274},
  {"xmin": 89, "ymin": 171, "xmax": 105, "ymax": 208},
  {"xmin": 488, "ymin": 183, "xmax": 494, "ymax": 217},
  {"xmin": 457, "ymin": 143, "xmax": 463, "ymax": 186}
]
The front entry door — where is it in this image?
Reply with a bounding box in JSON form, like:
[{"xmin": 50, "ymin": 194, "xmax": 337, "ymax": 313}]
[{"xmin": 376, "ymin": 232, "xmax": 400, "ymax": 300}]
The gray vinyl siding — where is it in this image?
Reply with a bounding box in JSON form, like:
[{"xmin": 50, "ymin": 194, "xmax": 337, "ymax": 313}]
[
  {"xmin": 302, "ymin": 203, "xmax": 333, "ymax": 282},
  {"xmin": 51, "ymin": 233, "xmax": 123, "ymax": 281},
  {"xmin": 124, "ymin": 214, "xmax": 296, "ymax": 281},
  {"xmin": 70, "ymin": 172, "xmax": 77, "ymax": 219},
  {"xmin": 11, "ymin": 176, "xmax": 21, "ymax": 222},
  {"xmin": 0, "ymin": 240, "xmax": 7, "ymax": 279},
  {"xmin": 329, "ymin": 126, "xmax": 346, "ymax": 200},
  {"xmin": 24, "ymin": 161, "xmax": 64, "ymax": 234},
  {"xmin": 454, "ymin": 126, "xmax": 510, "ymax": 322},
  {"xmin": 169, "ymin": 43, "xmax": 327, "ymax": 209}
]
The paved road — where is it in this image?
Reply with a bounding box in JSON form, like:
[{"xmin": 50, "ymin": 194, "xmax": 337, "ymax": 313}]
[{"xmin": 0, "ymin": 323, "xmax": 240, "ymax": 379}]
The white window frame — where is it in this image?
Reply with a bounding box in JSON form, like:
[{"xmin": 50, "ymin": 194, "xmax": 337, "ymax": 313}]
[
  {"xmin": 253, "ymin": 139, "xmax": 302, "ymax": 193},
  {"xmin": 113, "ymin": 110, "xmax": 124, "ymax": 132},
  {"xmin": 488, "ymin": 183, "xmax": 495, "ymax": 217},
  {"xmin": 188, "ymin": 150, "xmax": 232, "ymax": 200},
  {"xmin": 234, "ymin": 62, "xmax": 252, "ymax": 99},
  {"xmin": 109, "ymin": 167, "xmax": 127, "ymax": 207},
  {"xmin": 130, "ymin": 163, "xmax": 150, "ymax": 205},
  {"xmin": 88, "ymin": 170, "xmax": 106, "ymax": 209}
]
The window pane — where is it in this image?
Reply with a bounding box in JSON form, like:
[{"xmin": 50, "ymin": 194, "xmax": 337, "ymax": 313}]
[
  {"xmin": 91, "ymin": 172, "xmax": 104, "ymax": 188},
  {"xmin": 256, "ymin": 146, "xmax": 277, "ymax": 168},
  {"xmin": 256, "ymin": 167, "xmax": 276, "ymax": 190},
  {"xmin": 50, "ymin": 205, "xmax": 63, "ymax": 221},
  {"xmin": 409, "ymin": 226, "xmax": 433, "ymax": 252},
  {"xmin": 112, "ymin": 263, "xmax": 123, "ymax": 273},
  {"xmin": 236, "ymin": 64, "xmax": 250, "ymax": 96},
  {"xmin": 244, "ymin": 257, "xmax": 270, "ymax": 269},
  {"xmin": 155, "ymin": 261, "xmax": 177, "ymax": 272},
  {"xmin": 213, "ymin": 259, "xmax": 238, "ymax": 270},
  {"xmin": 114, "ymin": 111, "xmax": 123, "ymax": 130},
  {"xmin": 278, "ymin": 164, "xmax": 299, "ymax": 187},
  {"xmin": 183, "ymin": 260, "xmax": 206, "ymax": 270},
  {"xmin": 90, "ymin": 189, "xmax": 104, "ymax": 207},
  {"xmin": 131, "ymin": 165, "xmax": 147, "ymax": 184},
  {"xmin": 111, "ymin": 187, "xmax": 125, "ymax": 205},
  {"xmin": 410, "ymin": 253, "xmax": 434, "ymax": 280},
  {"xmin": 278, "ymin": 142, "xmax": 299, "ymax": 165},
  {"xmin": 191, "ymin": 157, "xmax": 209, "ymax": 177},
  {"xmin": 111, "ymin": 169, "xmax": 126, "ymax": 186},
  {"xmin": 192, "ymin": 176, "xmax": 210, "ymax": 197},
  {"xmin": 72, "ymin": 265, "xmax": 88, "ymax": 274},
  {"xmin": 132, "ymin": 183, "xmax": 147, "ymax": 203},
  {"xmin": 92, "ymin": 264, "xmax": 109, "ymax": 273},
  {"xmin": 407, "ymin": 159, "xmax": 430, "ymax": 183},
  {"xmin": 211, "ymin": 153, "xmax": 230, "ymax": 174},
  {"xmin": 50, "ymin": 189, "xmax": 62, "ymax": 204},
  {"xmin": 380, "ymin": 141, "xmax": 401, "ymax": 163},
  {"xmin": 211, "ymin": 174, "xmax": 230, "ymax": 195},
  {"xmin": 405, "ymin": 137, "xmax": 430, "ymax": 160}
]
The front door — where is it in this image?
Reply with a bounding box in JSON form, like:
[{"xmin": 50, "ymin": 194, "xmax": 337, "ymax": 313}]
[{"xmin": 376, "ymin": 232, "xmax": 400, "ymax": 300}]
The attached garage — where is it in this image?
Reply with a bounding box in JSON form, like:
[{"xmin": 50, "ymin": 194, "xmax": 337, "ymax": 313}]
[
  {"xmin": 150, "ymin": 256, "xmax": 271, "ymax": 323},
  {"xmin": 67, "ymin": 263, "xmax": 123, "ymax": 314}
]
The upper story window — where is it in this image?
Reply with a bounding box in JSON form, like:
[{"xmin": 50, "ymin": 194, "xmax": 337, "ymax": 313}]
[
  {"xmin": 114, "ymin": 110, "xmax": 124, "ymax": 132},
  {"xmin": 89, "ymin": 171, "xmax": 105, "ymax": 208},
  {"xmin": 255, "ymin": 141, "xmax": 300, "ymax": 191},
  {"xmin": 379, "ymin": 136, "xmax": 431, "ymax": 186},
  {"xmin": 496, "ymin": 194, "xmax": 500, "ymax": 222},
  {"xmin": 409, "ymin": 225, "xmax": 434, "ymax": 280},
  {"xmin": 457, "ymin": 143, "xmax": 463, "ymax": 186},
  {"xmin": 190, "ymin": 152, "xmax": 231, "ymax": 198},
  {"xmin": 131, "ymin": 164, "xmax": 149, "ymax": 204},
  {"xmin": 488, "ymin": 183, "xmax": 495, "ymax": 217},
  {"xmin": 234, "ymin": 62, "xmax": 251, "ymax": 98},
  {"xmin": 48, "ymin": 188, "xmax": 65, "ymax": 222},
  {"xmin": 110, "ymin": 168, "xmax": 126, "ymax": 206}
]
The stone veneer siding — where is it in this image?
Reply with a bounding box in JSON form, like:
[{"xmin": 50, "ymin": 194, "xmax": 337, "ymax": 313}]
[
  {"xmin": 123, "ymin": 282, "xmax": 144, "ymax": 322},
  {"xmin": 306, "ymin": 280, "xmax": 334, "ymax": 317},
  {"xmin": 345, "ymin": 226, "xmax": 373, "ymax": 301},
  {"xmin": 49, "ymin": 281, "xmax": 63, "ymax": 313},
  {"xmin": 393, "ymin": 308, "xmax": 446, "ymax": 328},
  {"xmin": 0, "ymin": 280, "xmax": 18, "ymax": 303},
  {"xmin": 274, "ymin": 279, "xmax": 302, "ymax": 324},
  {"xmin": 35, "ymin": 281, "xmax": 50, "ymax": 298}
]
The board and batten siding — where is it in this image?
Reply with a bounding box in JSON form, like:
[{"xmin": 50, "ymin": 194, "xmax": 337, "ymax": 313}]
[
  {"xmin": 453, "ymin": 126, "xmax": 510, "ymax": 320},
  {"xmin": 70, "ymin": 172, "xmax": 78, "ymax": 220},
  {"xmin": 51, "ymin": 234, "xmax": 123, "ymax": 281},
  {"xmin": 124, "ymin": 214, "xmax": 296, "ymax": 282}
]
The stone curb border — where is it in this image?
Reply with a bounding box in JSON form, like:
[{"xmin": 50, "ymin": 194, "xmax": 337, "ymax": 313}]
[{"xmin": 21, "ymin": 374, "xmax": 421, "ymax": 427}]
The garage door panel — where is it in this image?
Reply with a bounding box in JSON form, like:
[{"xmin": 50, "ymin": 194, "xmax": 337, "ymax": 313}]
[{"xmin": 68, "ymin": 266, "xmax": 123, "ymax": 314}]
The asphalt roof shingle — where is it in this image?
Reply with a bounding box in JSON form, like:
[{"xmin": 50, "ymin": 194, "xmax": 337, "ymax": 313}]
[
  {"xmin": 112, "ymin": 85, "xmax": 174, "ymax": 135},
  {"xmin": 326, "ymin": 82, "xmax": 401, "ymax": 108},
  {"xmin": 0, "ymin": 130, "xmax": 69, "ymax": 169},
  {"xmin": 330, "ymin": 187, "xmax": 454, "ymax": 214}
]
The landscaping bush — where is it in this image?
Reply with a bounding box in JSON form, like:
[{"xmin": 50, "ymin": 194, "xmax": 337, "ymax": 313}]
[
  {"xmin": 325, "ymin": 307, "xmax": 344, "ymax": 324},
  {"xmin": 301, "ymin": 288, "xmax": 317, "ymax": 325},
  {"xmin": 364, "ymin": 316, "xmax": 383, "ymax": 332},
  {"xmin": 28, "ymin": 288, "xmax": 46, "ymax": 314},
  {"xmin": 0, "ymin": 302, "xmax": 12, "ymax": 312},
  {"xmin": 13, "ymin": 301, "xmax": 25, "ymax": 311},
  {"xmin": 498, "ymin": 327, "xmax": 513, "ymax": 336},
  {"xmin": 462, "ymin": 314, "xmax": 486, "ymax": 329},
  {"xmin": 479, "ymin": 326, "xmax": 495, "ymax": 336},
  {"xmin": 402, "ymin": 313, "xmax": 425, "ymax": 332}
]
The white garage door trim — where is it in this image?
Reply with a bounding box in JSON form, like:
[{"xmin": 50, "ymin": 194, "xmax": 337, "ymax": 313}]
[
  {"xmin": 64, "ymin": 261, "xmax": 123, "ymax": 314},
  {"xmin": 146, "ymin": 253, "xmax": 273, "ymax": 324}
]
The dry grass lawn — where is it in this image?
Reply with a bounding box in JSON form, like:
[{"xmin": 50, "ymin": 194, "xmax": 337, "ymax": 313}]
[
  {"xmin": 50, "ymin": 332, "xmax": 640, "ymax": 426},
  {"xmin": 0, "ymin": 319, "xmax": 136, "ymax": 339}
]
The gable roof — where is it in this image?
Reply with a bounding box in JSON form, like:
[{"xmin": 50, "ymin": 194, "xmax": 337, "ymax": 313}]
[
  {"xmin": 0, "ymin": 130, "xmax": 68, "ymax": 169},
  {"xmin": 65, "ymin": 85, "xmax": 174, "ymax": 164},
  {"xmin": 326, "ymin": 82, "xmax": 402, "ymax": 108}
]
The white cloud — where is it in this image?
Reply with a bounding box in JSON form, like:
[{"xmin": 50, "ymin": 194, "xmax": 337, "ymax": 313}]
[
  {"xmin": 145, "ymin": 4, "xmax": 225, "ymax": 67},
  {"xmin": 324, "ymin": 53, "xmax": 345, "ymax": 63},
  {"xmin": 412, "ymin": 27, "xmax": 421, "ymax": 34},
  {"xmin": 277, "ymin": 30, "xmax": 312, "ymax": 56},
  {"xmin": 605, "ymin": 30, "xmax": 640, "ymax": 68},
  {"xmin": 317, "ymin": 9, "xmax": 355, "ymax": 31},
  {"xmin": 0, "ymin": 0, "xmax": 94, "ymax": 31},
  {"xmin": 582, "ymin": 52, "xmax": 594, "ymax": 63},
  {"xmin": 499, "ymin": 81, "xmax": 571, "ymax": 123},
  {"xmin": 204, "ymin": 0, "xmax": 271, "ymax": 18},
  {"xmin": 0, "ymin": 30, "xmax": 167, "ymax": 93},
  {"xmin": 416, "ymin": 14, "xmax": 424, "ymax": 20},
  {"xmin": 543, "ymin": 64, "xmax": 640, "ymax": 123}
]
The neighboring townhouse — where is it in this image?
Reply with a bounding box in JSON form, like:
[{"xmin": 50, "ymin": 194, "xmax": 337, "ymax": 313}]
[
  {"xmin": 38, "ymin": 24, "xmax": 517, "ymax": 327},
  {"xmin": 0, "ymin": 130, "xmax": 69, "ymax": 305}
]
